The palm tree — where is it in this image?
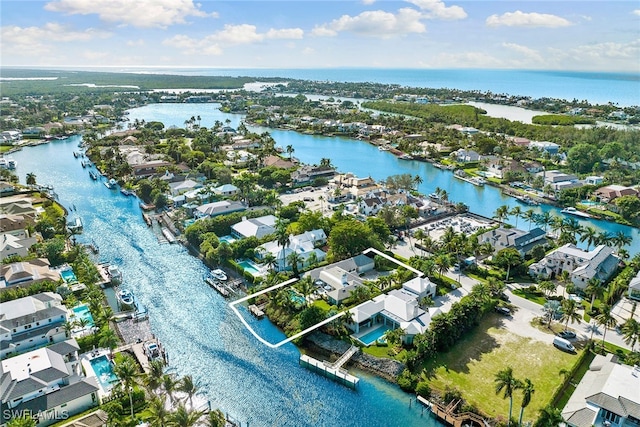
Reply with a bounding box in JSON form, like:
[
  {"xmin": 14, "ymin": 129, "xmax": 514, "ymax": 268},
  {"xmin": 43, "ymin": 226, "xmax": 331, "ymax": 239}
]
[
  {"xmin": 495, "ymin": 367, "xmax": 519, "ymax": 426},
  {"xmin": 26, "ymin": 172, "xmax": 37, "ymax": 186},
  {"xmin": 494, "ymin": 204, "xmax": 510, "ymax": 227},
  {"xmin": 144, "ymin": 360, "xmax": 166, "ymax": 395},
  {"xmin": 142, "ymin": 396, "xmax": 170, "ymax": 427},
  {"xmin": 307, "ymin": 250, "xmax": 318, "ymax": 268},
  {"xmin": 168, "ymin": 404, "xmax": 204, "ymax": 427},
  {"xmin": 98, "ymin": 327, "xmax": 119, "ymax": 350},
  {"xmin": 518, "ymin": 378, "xmax": 535, "ymax": 427},
  {"xmin": 385, "ymin": 328, "xmax": 405, "ymax": 349},
  {"xmin": 534, "ymin": 405, "xmax": 563, "ymax": 427},
  {"xmin": 613, "ymin": 231, "xmax": 632, "ymax": 251},
  {"xmin": 6, "ymin": 415, "xmax": 36, "ymax": 427},
  {"xmin": 579, "ymin": 226, "xmax": 598, "ymax": 250},
  {"xmin": 434, "ymin": 253, "xmax": 451, "ymax": 279},
  {"xmin": 560, "ymin": 299, "xmax": 581, "ymax": 332},
  {"xmin": 543, "ymin": 300, "xmax": 562, "ymax": 327},
  {"xmin": 207, "ymin": 409, "xmax": 226, "ymax": 427},
  {"xmin": 113, "ymin": 355, "xmax": 139, "ymax": 419},
  {"xmin": 621, "ymin": 318, "xmax": 640, "ymax": 351},
  {"xmin": 286, "ymin": 251, "xmax": 303, "ymax": 277},
  {"xmin": 162, "ymin": 373, "xmax": 179, "ymax": 404},
  {"xmin": 535, "ymin": 211, "xmax": 552, "ymax": 233},
  {"xmin": 523, "ymin": 209, "xmax": 536, "ymax": 231},
  {"xmin": 413, "ymin": 174, "xmax": 423, "ymax": 191},
  {"xmin": 177, "ymin": 375, "xmax": 200, "ymax": 408},
  {"xmin": 275, "ymin": 218, "xmax": 290, "ymax": 272},
  {"xmin": 285, "ymin": 144, "xmax": 294, "ymax": 160},
  {"xmin": 263, "ymin": 253, "xmax": 277, "ymax": 272},
  {"xmin": 585, "ymin": 277, "xmax": 605, "ymax": 310},
  {"xmin": 596, "ymin": 231, "xmax": 614, "ymax": 247},
  {"xmin": 510, "ymin": 206, "xmax": 522, "ymax": 228},
  {"xmin": 295, "ymin": 276, "xmax": 314, "ymax": 307},
  {"xmin": 595, "ymin": 303, "xmax": 617, "ymax": 350}
]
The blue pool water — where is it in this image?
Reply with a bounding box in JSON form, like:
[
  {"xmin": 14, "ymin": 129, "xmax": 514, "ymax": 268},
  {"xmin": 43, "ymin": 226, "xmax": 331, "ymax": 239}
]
[
  {"xmin": 219, "ymin": 235, "xmax": 236, "ymax": 244},
  {"xmin": 238, "ymin": 259, "xmax": 261, "ymax": 275},
  {"xmin": 71, "ymin": 304, "xmax": 94, "ymax": 327},
  {"xmin": 289, "ymin": 290, "xmax": 306, "ymax": 306},
  {"xmin": 89, "ymin": 355, "xmax": 118, "ymax": 389},
  {"xmin": 359, "ymin": 326, "xmax": 392, "ymax": 346},
  {"xmin": 61, "ymin": 268, "xmax": 78, "ymax": 283}
]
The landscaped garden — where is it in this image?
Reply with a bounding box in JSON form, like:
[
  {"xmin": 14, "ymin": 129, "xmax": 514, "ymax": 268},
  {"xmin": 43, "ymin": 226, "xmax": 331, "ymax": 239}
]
[{"xmin": 420, "ymin": 315, "xmax": 579, "ymax": 424}]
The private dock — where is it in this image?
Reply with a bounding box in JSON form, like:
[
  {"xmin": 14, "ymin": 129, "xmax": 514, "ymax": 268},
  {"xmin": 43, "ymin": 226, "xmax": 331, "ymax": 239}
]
[
  {"xmin": 161, "ymin": 227, "xmax": 176, "ymax": 244},
  {"xmin": 205, "ymin": 277, "xmax": 230, "ymax": 297},
  {"xmin": 248, "ymin": 304, "xmax": 265, "ymax": 319},
  {"xmin": 300, "ymin": 353, "xmax": 359, "ymax": 389},
  {"xmin": 418, "ymin": 398, "xmax": 486, "ymax": 427}
]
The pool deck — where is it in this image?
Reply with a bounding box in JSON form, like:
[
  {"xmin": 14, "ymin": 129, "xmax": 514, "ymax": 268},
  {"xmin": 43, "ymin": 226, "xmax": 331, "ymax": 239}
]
[{"xmin": 352, "ymin": 324, "xmax": 389, "ymax": 346}]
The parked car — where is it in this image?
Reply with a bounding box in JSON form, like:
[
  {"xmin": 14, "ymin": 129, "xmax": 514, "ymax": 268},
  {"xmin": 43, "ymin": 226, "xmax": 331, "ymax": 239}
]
[
  {"xmin": 553, "ymin": 336, "xmax": 576, "ymax": 352},
  {"xmin": 495, "ymin": 306, "xmax": 511, "ymax": 316},
  {"xmin": 558, "ymin": 330, "xmax": 576, "ymax": 340}
]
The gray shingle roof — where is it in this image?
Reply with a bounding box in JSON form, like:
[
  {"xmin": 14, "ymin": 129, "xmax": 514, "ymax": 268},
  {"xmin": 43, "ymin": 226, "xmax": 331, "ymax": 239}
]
[
  {"xmin": 566, "ymin": 408, "xmax": 596, "ymax": 427},
  {"xmin": 10, "ymin": 378, "xmax": 99, "ymax": 417},
  {"xmin": 586, "ymin": 392, "xmax": 626, "ymax": 415}
]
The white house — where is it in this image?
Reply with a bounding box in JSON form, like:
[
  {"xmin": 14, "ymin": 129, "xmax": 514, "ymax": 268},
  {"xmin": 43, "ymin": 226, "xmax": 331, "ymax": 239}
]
[
  {"xmin": 0, "ymin": 258, "xmax": 61, "ymax": 289},
  {"xmin": 194, "ymin": 201, "xmax": 245, "ymax": 219},
  {"xmin": 0, "ymin": 230, "xmax": 37, "ymax": 260},
  {"xmin": 452, "ymin": 149, "xmax": 481, "ymax": 163},
  {"xmin": 529, "ymin": 244, "xmax": 619, "ymax": 290},
  {"xmin": 349, "ymin": 288, "xmax": 441, "ymax": 345},
  {"xmin": 256, "ymin": 229, "xmax": 327, "ymax": 272},
  {"xmin": 231, "ymin": 215, "xmax": 277, "ymax": 239},
  {"xmin": 562, "ymin": 353, "xmax": 640, "ymax": 427},
  {"xmin": 214, "ymin": 184, "xmax": 239, "ymax": 196},
  {"xmin": 0, "ymin": 339, "xmax": 99, "ymax": 427},
  {"xmin": 628, "ymin": 271, "xmax": 640, "ymax": 301},
  {"xmin": 0, "ymin": 292, "xmax": 69, "ymax": 359},
  {"xmin": 168, "ymin": 179, "xmax": 202, "ymax": 196},
  {"xmin": 478, "ymin": 227, "xmax": 547, "ymax": 256}
]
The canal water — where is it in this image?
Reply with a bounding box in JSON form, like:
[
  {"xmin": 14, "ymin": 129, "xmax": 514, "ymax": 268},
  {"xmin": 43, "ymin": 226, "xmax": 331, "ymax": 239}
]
[
  {"xmin": 126, "ymin": 103, "xmax": 640, "ymax": 255},
  {"xmin": 11, "ymin": 136, "xmax": 440, "ymax": 426}
]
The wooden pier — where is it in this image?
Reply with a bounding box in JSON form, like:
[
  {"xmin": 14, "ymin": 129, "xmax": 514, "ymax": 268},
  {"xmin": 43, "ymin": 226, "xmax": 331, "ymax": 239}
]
[
  {"xmin": 418, "ymin": 398, "xmax": 486, "ymax": 427},
  {"xmin": 205, "ymin": 277, "xmax": 230, "ymax": 297},
  {"xmin": 299, "ymin": 353, "xmax": 360, "ymax": 389},
  {"xmin": 248, "ymin": 304, "xmax": 265, "ymax": 319},
  {"xmin": 161, "ymin": 227, "xmax": 176, "ymax": 244}
]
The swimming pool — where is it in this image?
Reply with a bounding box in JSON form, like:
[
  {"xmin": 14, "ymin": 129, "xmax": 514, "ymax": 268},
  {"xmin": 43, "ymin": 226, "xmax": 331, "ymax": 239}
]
[
  {"xmin": 71, "ymin": 304, "xmax": 94, "ymax": 328},
  {"xmin": 89, "ymin": 355, "xmax": 119, "ymax": 390},
  {"xmin": 219, "ymin": 235, "xmax": 237, "ymax": 244},
  {"xmin": 238, "ymin": 259, "xmax": 261, "ymax": 275},
  {"xmin": 358, "ymin": 326, "xmax": 391, "ymax": 346},
  {"xmin": 61, "ymin": 268, "xmax": 78, "ymax": 283},
  {"xmin": 289, "ymin": 290, "xmax": 306, "ymax": 306}
]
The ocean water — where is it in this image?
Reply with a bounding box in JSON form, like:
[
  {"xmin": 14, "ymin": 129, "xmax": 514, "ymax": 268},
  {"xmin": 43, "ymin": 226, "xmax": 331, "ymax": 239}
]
[{"xmin": 116, "ymin": 67, "xmax": 640, "ymax": 107}]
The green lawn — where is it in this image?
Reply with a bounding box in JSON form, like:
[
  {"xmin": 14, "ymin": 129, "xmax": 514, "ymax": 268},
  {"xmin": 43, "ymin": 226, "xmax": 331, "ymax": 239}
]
[
  {"xmin": 512, "ymin": 288, "xmax": 546, "ymax": 305},
  {"xmin": 420, "ymin": 315, "xmax": 578, "ymax": 424}
]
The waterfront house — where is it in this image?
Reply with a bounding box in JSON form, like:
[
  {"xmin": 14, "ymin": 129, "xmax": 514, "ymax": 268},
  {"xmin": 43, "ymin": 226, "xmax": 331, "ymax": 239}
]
[
  {"xmin": 291, "ymin": 164, "xmax": 336, "ymax": 185},
  {"xmin": 0, "ymin": 131, "xmax": 21, "ymax": 142},
  {"xmin": 0, "ymin": 292, "xmax": 68, "ymax": 359},
  {"xmin": 594, "ymin": 185, "xmax": 639, "ymax": 203},
  {"xmin": 255, "ymin": 229, "xmax": 327, "ymax": 272},
  {"xmin": 214, "ymin": 184, "xmax": 239, "ymax": 196},
  {"xmin": 628, "ymin": 271, "xmax": 640, "ymax": 301},
  {"xmin": 316, "ymin": 266, "xmax": 363, "ymax": 305},
  {"xmin": 528, "ymin": 244, "xmax": 619, "ymax": 290},
  {"xmin": 584, "ymin": 176, "xmax": 604, "ymax": 186},
  {"xmin": 349, "ymin": 285, "xmax": 440, "ymax": 345},
  {"xmin": 529, "ymin": 141, "xmax": 560, "ymax": 155},
  {"xmin": 0, "ymin": 231, "xmax": 38, "ymax": 260},
  {"xmin": 0, "ymin": 214, "xmax": 35, "ymax": 233},
  {"xmin": 169, "ymin": 179, "xmax": 202, "ymax": 196},
  {"xmin": 231, "ymin": 215, "xmax": 277, "ymax": 239},
  {"xmin": 451, "ymin": 149, "xmax": 481, "ymax": 163},
  {"xmin": 131, "ymin": 161, "xmax": 177, "ymax": 178},
  {"xmin": 194, "ymin": 201, "xmax": 245, "ymax": 219},
  {"xmin": 0, "ymin": 258, "xmax": 61, "ymax": 289},
  {"xmin": 0, "ymin": 182, "xmax": 16, "ymax": 195},
  {"xmin": 263, "ymin": 155, "xmax": 296, "ymax": 169},
  {"xmin": 478, "ymin": 227, "xmax": 547, "ymax": 256},
  {"xmin": 562, "ymin": 353, "xmax": 640, "ymax": 427},
  {"xmin": 537, "ymin": 170, "xmax": 582, "ymax": 191},
  {"xmin": 332, "ymin": 173, "xmax": 379, "ymax": 198},
  {"xmin": 0, "ymin": 338, "xmax": 99, "ymax": 427}
]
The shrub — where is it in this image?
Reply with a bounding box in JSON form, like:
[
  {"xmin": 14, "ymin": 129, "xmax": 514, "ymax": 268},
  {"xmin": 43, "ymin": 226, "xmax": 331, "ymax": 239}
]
[
  {"xmin": 416, "ymin": 381, "xmax": 431, "ymax": 398},
  {"xmin": 397, "ymin": 369, "xmax": 417, "ymax": 392}
]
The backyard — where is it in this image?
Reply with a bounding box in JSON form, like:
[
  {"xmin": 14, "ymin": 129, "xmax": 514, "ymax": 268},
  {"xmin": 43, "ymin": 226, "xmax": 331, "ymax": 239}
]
[{"xmin": 421, "ymin": 315, "xmax": 579, "ymax": 424}]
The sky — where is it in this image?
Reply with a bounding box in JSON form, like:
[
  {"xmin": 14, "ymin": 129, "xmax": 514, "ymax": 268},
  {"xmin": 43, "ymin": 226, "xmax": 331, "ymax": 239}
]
[{"xmin": 1, "ymin": 0, "xmax": 639, "ymax": 72}]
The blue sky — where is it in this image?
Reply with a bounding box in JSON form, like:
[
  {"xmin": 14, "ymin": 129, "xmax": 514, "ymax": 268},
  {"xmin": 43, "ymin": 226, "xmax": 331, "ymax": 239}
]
[{"xmin": 1, "ymin": 0, "xmax": 639, "ymax": 71}]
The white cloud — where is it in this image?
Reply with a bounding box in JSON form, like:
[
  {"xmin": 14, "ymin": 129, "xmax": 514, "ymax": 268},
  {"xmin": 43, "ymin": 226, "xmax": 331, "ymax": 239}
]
[
  {"xmin": 633, "ymin": 9, "xmax": 640, "ymax": 17},
  {"xmin": 432, "ymin": 51, "xmax": 504, "ymax": 68},
  {"xmin": 302, "ymin": 47, "xmax": 315, "ymax": 55},
  {"xmin": 44, "ymin": 0, "xmax": 214, "ymax": 29},
  {"xmin": 312, "ymin": 8, "xmax": 426, "ymax": 38},
  {"xmin": 573, "ymin": 39, "xmax": 640, "ymax": 60},
  {"xmin": 126, "ymin": 39, "xmax": 145, "ymax": 47},
  {"xmin": 407, "ymin": 0, "xmax": 467, "ymax": 20},
  {"xmin": 163, "ymin": 24, "xmax": 304, "ymax": 56},
  {"xmin": 362, "ymin": 0, "xmax": 376, "ymax": 4},
  {"xmin": 486, "ymin": 11, "xmax": 572, "ymax": 28},
  {"xmin": 0, "ymin": 23, "xmax": 111, "ymax": 54},
  {"xmin": 502, "ymin": 42, "xmax": 542, "ymax": 62}
]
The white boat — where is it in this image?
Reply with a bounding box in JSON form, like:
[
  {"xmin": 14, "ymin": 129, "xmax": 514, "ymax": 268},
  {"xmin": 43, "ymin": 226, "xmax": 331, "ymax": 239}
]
[
  {"xmin": 561, "ymin": 207, "xmax": 591, "ymax": 218},
  {"xmin": 117, "ymin": 289, "xmax": 135, "ymax": 307},
  {"xmin": 104, "ymin": 178, "xmax": 117, "ymax": 189},
  {"xmin": 107, "ymin": 265, "xmax": 122, "ymax": 284},
  {"xmin": 515, "ymin": 194, "xmax": 539, "ymax": 206},
  {"xmin": 0, "ymin": 157, "xmax": 16, "ymax": 170},
  {"xmin": 209, "ymin": 268, "xmax": 228, "ymax": 282},
  {"xmin": 454, "ymin": 171, "xmax": 485, "ymax": 186}
]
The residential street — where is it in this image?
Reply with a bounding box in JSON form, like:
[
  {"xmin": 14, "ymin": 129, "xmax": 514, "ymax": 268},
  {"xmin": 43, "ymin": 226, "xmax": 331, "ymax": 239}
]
[{"xmin": 392, "ymin": 237, "xmax": 634, "ymax": 351}]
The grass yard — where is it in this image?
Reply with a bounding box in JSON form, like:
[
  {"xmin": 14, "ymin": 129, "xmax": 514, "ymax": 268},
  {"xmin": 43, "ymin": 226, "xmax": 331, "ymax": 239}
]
[{"xmin": 420, "ymin": 315, "xmax": 578, "ymax": 424}]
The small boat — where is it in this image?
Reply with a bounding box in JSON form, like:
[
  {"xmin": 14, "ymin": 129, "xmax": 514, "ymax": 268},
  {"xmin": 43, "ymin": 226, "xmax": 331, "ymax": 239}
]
[
  {"xmin": 104, "ymin": 178, "xmax": 117, "ymax": 189},
  {"xmin": 89, "ymin": 170, "xmax": 98, "ymax": 180},
  {"xmin": 73, "ymin": 151, "xmax": 79, "ymax": 158},
  {"xmin": 117, "ymin": 289, "xmax": 135, "ymax": 307},
  {"xmin": 515, "ymin": 194, "xmax": 539, "ymax": 206},
  {"xmin": 107, "ymin": 265, "xmax": 122, "ymax": 284},
  {"xmin": 81, "ymin": 160, "xmax": 87, "ymax": 168},
  {"xmin": 209, "ymin": 268, "xmax": 228, "ymax": 282},
  {"xmin": 561, "ymin": 207, "xmax": 592, "ymax": 218},
  {"xmin": 67, "ymin": 217, "xmax": 83, "ymax": 233},
  {"xmin": 0, "ymin": 157, "xmax": 17, "ymax": 170},
  {"xmin": 120, "ymin": 188, "xmax": 133, "ymax": 196},
  {"xmin": 398, "ymin": 153, "xmax": 413, "ymax": 160}
]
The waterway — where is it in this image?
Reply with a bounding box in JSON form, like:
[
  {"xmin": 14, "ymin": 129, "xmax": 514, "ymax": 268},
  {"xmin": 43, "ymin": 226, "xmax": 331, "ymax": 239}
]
[
  {"xmin": 11, "ymin": 136, "xmax": 440, "ymax": 426},
  {"xmin": 125, "ymin": 103, "xmax": 640, "ymax": 256}
]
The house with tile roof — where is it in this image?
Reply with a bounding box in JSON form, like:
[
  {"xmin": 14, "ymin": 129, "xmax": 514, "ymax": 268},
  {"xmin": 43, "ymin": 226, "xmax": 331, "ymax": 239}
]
[
  {"xmin": 528, "ymin": 244, "xmax": 619, "ymax": 290},
  {"xmin": 231, "ymin": 215, "xmax": 277, "ymax": 239},
  {"xmin": 0, "ymin": 259, "xmax": 61, "ymax": 289},
  {"xmin": 478, "ymin": 227, "xmax": 547, "ymax": 256},
  {"xmin": 563, "ymin": 353, "xmax": 640, "ymax": 427}
]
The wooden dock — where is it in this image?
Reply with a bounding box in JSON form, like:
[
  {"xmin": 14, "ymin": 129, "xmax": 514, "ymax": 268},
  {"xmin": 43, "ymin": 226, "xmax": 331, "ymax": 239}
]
[
  {"xmin": 161, "ymin": 227, "xmax": 176, "ymax": 244},
  {"xmin": 299, "ymin": 354, "xmax": 359, "ymax": 389},
  {"xmin": 419, "ymin": 398, "xmax": 486, "ymax": 427},
  {"xmin": 330, "ymin": 345, "xmax": 359, "ymax": 370},
  {"xmin": 248, "ymin": 304, "xmax": 265, "ymax": 319},
  {"xmin": 206, "ymin": 277, "xmax": 230, "ymax": 297}
]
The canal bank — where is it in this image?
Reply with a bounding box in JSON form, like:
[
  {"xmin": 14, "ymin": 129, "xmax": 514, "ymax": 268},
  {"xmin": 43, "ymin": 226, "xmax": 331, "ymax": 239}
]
[
  {"xmin": 10, "ymin": 136, "xmax": 441, "ymax": 427},
  {"xmin": 125, "ymin": 103, "xmax": 640, "ymax": 256}
]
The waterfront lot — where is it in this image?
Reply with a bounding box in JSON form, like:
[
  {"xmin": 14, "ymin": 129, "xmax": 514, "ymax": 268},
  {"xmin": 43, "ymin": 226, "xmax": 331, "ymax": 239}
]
[{"xmin": 421, "ymin": 314, "xmax": 577, "ymax": 424}]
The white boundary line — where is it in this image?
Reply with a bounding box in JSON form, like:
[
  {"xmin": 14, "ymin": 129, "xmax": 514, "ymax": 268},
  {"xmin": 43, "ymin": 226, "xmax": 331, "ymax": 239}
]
[{"xmin": 229, "ymin": 248, "xmax": 420, "ymax": 348}]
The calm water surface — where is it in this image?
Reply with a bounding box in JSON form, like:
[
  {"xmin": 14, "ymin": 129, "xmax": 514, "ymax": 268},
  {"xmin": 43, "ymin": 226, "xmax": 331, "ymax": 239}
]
[
  {"xmin": 12, "ymin": 136, "xmax": 440, "ymax": 427},
  {"xmin": 126, "ymin": 103, "xmax": 640, "ymax": 256}
]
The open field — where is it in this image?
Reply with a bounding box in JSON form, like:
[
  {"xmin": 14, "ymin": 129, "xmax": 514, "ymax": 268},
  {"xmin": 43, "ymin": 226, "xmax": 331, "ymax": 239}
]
[{"xmin": 421, "ymin": 314, "xmax": 580, "ymax": 424}]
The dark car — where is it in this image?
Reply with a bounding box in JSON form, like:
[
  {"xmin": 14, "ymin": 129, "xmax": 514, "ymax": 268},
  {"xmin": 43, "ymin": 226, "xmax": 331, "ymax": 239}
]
[
  {"xmin": 495, "ymin": 306, "xmax": 511, "ymax": 316},
  {"xmin": 558, "ymin": 330, "xmax": 576, "ymax": 340},
  {"xmin": 498, "ymin": 292, "xmax": 510, "ymax": 302}
]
